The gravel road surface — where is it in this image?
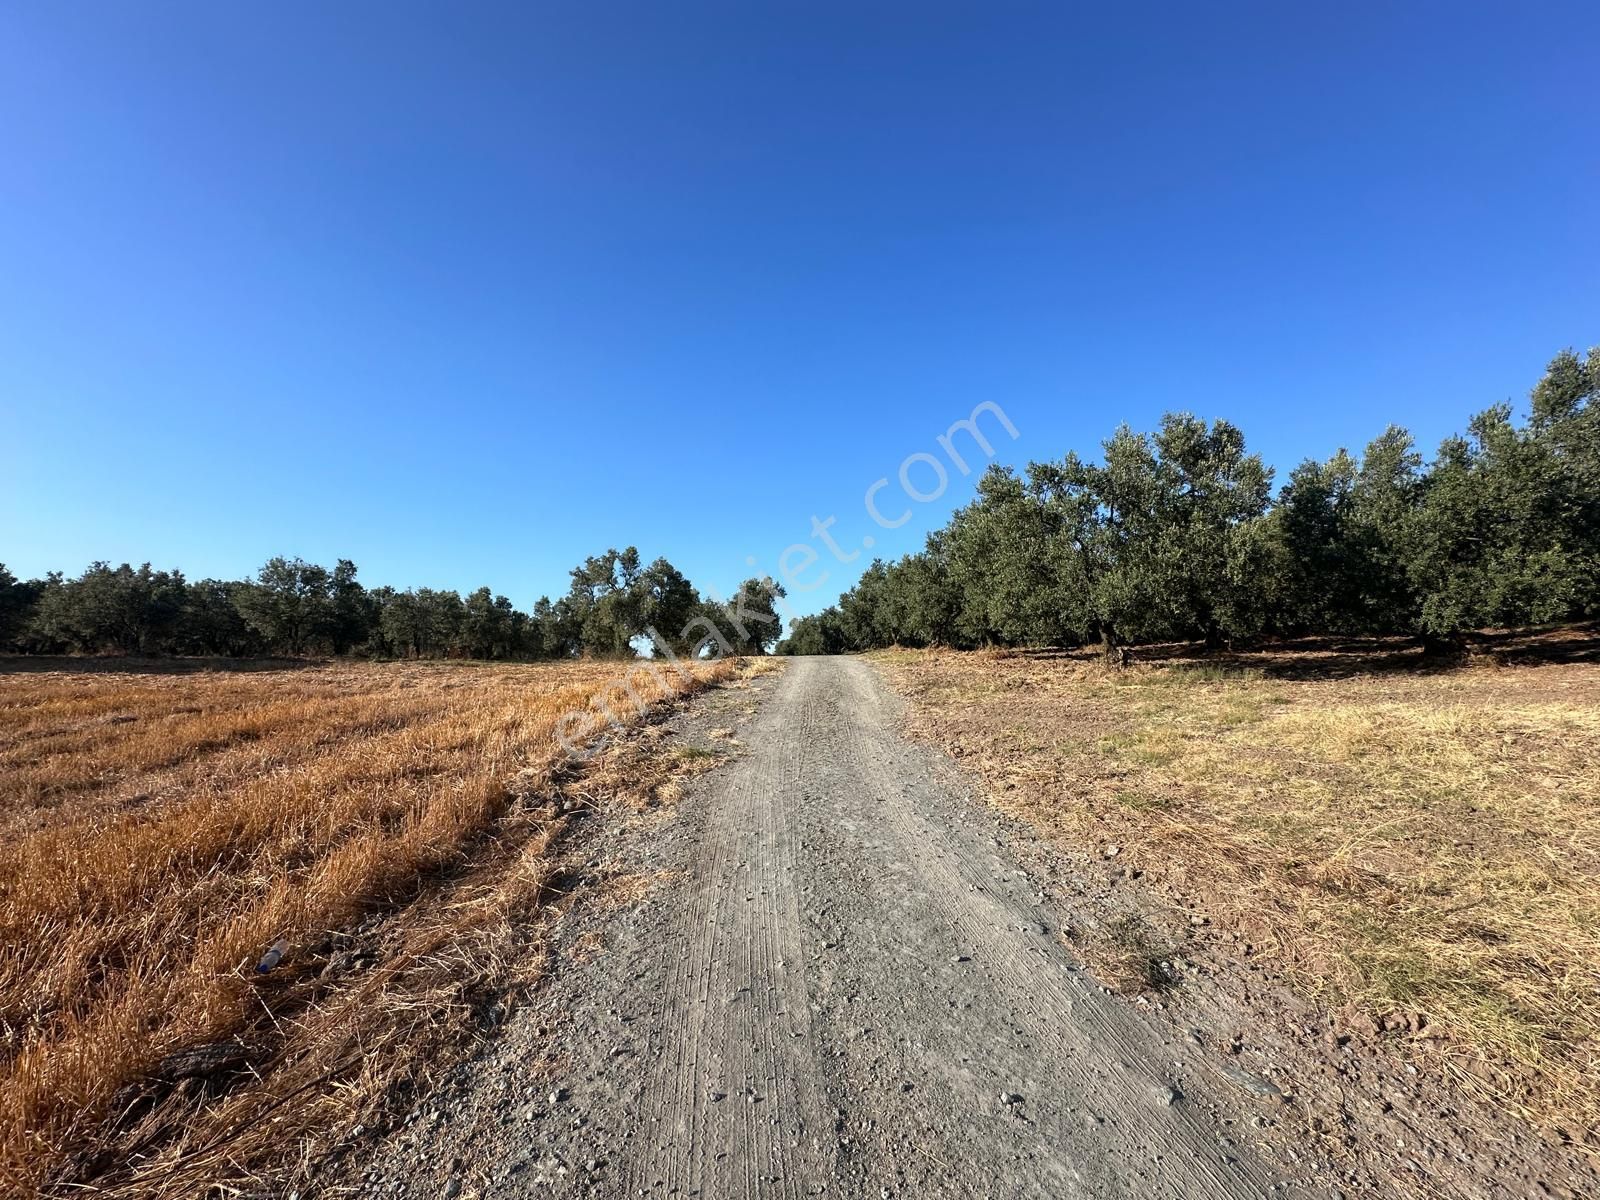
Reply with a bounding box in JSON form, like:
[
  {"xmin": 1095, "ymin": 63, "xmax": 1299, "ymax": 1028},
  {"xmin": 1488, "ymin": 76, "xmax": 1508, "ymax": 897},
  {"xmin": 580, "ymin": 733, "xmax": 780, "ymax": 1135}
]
[{"xmin": 352, "ymin": 656, "xmax": 1328, "ymax": 1198}]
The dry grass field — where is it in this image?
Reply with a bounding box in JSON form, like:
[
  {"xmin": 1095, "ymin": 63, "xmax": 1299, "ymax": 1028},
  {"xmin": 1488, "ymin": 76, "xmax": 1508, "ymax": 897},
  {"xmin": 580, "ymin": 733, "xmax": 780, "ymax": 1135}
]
[
  {"xmin": 876, "ymin": 629, "xmax": 1600, "ymax": 1147},
  {"xmin": 0, "ymin": 654, "xmax": 757, "ymax": 1198}
]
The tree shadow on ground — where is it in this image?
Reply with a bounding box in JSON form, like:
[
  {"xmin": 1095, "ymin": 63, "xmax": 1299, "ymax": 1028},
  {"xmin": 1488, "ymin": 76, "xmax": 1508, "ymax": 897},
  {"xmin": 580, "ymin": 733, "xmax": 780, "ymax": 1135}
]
[
  {"xmin": 0, "ymin": 655, "xmax": 329, "ymax": 676},
  {"xmin": 1001, "ymin": 623, "xmax": 1600, "ymax": 682}
]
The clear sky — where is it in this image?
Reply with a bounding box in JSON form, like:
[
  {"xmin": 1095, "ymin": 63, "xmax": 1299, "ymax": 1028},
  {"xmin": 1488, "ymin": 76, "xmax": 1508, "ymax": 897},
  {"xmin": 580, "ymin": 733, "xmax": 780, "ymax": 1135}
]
[{"xmin": 4, "ymin": 2, "xmax": 1596, "ymax": 621}]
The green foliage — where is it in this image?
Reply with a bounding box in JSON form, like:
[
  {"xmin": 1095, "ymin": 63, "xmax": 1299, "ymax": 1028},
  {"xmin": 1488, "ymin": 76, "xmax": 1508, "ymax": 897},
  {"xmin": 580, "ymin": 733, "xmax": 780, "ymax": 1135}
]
[
  {"xmin": 178, "ymin": 579, "xmax": 265, "ymax": 656},
  {"xmin": 945, "ymin": 466, "xmax": 1081, "ymax": 646},
  {"xmin": 1270, "ymin": 428, "xmax": 1423, "ymax": 634},
  {"xmin": 530, "ymin": 595, "xmax": 581, "ymax": 660},
  {"xmin": 718, "ymin": 576, "xmax": 788, "ymax": 655},
  {"xmin": 0, "ymin": 564, "xmax": 44, "ymax": 651},
  {"xmin": 30, "ymin": 563, "xmax": 188, "ymax": 654},
  {"xmin": 789, "ymin": 346, "xmax": 1598, "ymax": 654},
  {"xmin": 233, "ymin": 557, "xmax": 333, "ymax": 655},
  {"xmin": 2, "ymin": 547, "xmax": 736, "ymax": 664},
  {"xmin": 635, "ymin": 558, "xmax": 702, "ymax": 655},
  {"xmin": 8, "ymin": 346, "xmax": 1593, "ymax": 664},
  {"xmin": 568, "ymin": 546, "xmax": 644, "ymax": 658},
  {"xmin": 1407, "ymin": 399, "xmax": 1597, "ymax": 636},
  {"xmin": 553, "ymin": 547, "xmax": 772, "ymax": 659},
  {"xmin": 463, "ymin": 586, "xmax": 516, "ymax": 660},
  {"xmin": 329, "ymin": 559, "xmax": 374, "ymax": 655},
  {"xmin": 778, "ymin": 607, "xmax": 852, "ymax": 656},
  {"xmin": 1093, "ymin": 415, "xmax": 1274, "ymax": 647}
]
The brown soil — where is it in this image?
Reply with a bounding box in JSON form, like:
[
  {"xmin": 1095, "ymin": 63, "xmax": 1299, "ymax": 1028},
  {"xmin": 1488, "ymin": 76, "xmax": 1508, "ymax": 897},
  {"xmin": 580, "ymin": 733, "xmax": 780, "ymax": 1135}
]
[{"xmin": 873, "ymin": 628, "xmax": 1600, "ymax": 1199}]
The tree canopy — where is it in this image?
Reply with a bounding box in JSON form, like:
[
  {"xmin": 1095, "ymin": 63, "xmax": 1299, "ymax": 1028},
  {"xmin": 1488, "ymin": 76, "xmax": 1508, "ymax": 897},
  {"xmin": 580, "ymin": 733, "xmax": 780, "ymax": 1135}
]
[
  {"xmin": 780, "ymin": 346, "xmax": 1600, "ymax": 656},
  {"xmin": 0, "ymin": 546, "xmax": 783, "ymax": 663},
  {"xmin": 7, "ymin": 345, "xmax": 1594, "ymax": 664}
]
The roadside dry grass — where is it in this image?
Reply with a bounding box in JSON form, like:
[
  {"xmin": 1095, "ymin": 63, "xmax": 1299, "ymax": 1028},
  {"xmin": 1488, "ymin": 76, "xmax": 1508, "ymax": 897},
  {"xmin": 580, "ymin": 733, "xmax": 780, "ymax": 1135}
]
[
  {"xmin": 0, "ymin": 654, "xmax": 763, "ymax": 1198},
  {"xmin": 874, "ymin": 629, "xmax": 1600, "ymax": 1147}
]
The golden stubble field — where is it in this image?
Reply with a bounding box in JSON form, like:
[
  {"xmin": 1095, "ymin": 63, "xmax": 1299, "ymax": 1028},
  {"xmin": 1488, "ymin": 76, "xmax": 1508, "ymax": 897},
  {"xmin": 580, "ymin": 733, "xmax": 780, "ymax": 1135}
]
[
  {"xmin": 0, "ymin": 654, "xmax": 756, "ymax": 1198},
  {"xmin": 876, "ymin": 631, "xmax": 1600, "ymax": 1147}
]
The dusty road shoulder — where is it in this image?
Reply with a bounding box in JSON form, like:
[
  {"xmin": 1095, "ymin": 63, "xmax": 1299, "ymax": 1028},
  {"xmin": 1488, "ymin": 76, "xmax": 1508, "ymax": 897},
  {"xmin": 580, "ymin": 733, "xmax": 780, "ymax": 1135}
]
[{"xmin": 338, "ymin": 657, "xmax": 1329, "ymax": 1199}]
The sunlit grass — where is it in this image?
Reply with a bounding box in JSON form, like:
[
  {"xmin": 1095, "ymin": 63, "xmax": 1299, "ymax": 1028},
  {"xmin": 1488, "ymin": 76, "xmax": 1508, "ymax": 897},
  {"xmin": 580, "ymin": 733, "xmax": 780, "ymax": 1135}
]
[
  {"xmin": 879, "ymin": 635, "xmax": 1600, "ymax": 1140},
  {"xmin": 0, "ymin": 655, "xmax": 751, "ymax": 1196}
]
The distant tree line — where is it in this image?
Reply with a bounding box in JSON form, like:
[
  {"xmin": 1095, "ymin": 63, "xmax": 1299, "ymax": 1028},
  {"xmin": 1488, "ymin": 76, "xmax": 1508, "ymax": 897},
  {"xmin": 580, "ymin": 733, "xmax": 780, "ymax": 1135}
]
[
  {"xmin": 0, "ymin": 547, "xmax": 786, "ymax": 660},
  {"xmin": 779, "ymin": 346, "xmax": 1600, "ymax": 657}
]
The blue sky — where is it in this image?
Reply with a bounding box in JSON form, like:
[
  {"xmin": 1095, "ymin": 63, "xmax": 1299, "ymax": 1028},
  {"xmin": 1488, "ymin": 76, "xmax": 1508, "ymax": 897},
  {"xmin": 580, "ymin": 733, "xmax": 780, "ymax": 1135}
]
[{"xmin": 3, "ymin": 2, "xmax": 1596, "ymax": 621}]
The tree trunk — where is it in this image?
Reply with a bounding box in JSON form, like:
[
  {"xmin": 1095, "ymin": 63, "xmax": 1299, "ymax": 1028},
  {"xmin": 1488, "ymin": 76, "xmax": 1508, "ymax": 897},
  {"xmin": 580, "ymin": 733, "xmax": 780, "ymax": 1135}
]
[
  {"xmin": 1098, "ymin": 623, "xmax": 1130, "ymax": 668},
  {"xmin": 1420, "ymin": 630, "xmax": 1467, "ymax": 662}
]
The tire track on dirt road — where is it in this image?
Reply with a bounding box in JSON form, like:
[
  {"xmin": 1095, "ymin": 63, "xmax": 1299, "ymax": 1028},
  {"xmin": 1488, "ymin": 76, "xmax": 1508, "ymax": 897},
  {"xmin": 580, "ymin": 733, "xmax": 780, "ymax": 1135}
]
[
  {"xmin": 626, "ymin": 662, "xmax": 835, "ymax": 1197},
  {"xmin": 364, "ymin": 657, "xmax": 1328, "ymax": 1198},
  {"xmin": 619, "ymin": 656, "xmax": 1320, "ymax": 1198}
]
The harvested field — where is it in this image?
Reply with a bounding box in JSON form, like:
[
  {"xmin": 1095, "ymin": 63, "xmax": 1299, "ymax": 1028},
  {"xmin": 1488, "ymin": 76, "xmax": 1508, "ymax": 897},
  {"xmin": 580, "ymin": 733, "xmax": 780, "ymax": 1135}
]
[
  {"xmin": 874, "ymin": 629, "xmax": 1600, "ymax": 1149},
  {"xmin": 0, "ymin": 654, "xmax": 759, "ymax": 1198}
]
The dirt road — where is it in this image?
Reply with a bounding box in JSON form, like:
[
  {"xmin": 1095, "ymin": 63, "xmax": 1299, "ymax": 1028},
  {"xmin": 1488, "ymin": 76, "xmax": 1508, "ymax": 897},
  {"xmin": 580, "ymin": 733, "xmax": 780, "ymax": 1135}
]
[{"xmin": 353, "ymin": 656, "xmax": 1328, "ymax": 1197}]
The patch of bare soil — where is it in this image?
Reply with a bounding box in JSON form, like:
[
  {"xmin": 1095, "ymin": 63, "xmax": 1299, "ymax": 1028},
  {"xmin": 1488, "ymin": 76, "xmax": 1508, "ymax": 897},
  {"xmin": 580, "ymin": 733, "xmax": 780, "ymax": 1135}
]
[
  {"xmin": 0, "ymin": 656, "xmax": 765, "ymax": 1200},
  {"xmin": 317, "ymin": 665, "xmax": 788, "ymax": 1199},
  {"xmin": 329, "ymin": 657, "xmax": 1332, "ymax": 1200},
  {"xmin": 874, "ymin": 630, "xmax": 1600, "ymax": 1200}
]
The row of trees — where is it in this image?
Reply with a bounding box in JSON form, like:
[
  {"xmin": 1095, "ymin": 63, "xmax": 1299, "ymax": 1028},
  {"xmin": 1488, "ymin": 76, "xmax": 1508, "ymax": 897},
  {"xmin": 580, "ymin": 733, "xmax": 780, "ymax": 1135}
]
[
  {"xmin": 0, "ymin": 549, "xmax": 787, "ymax": 660},
  {"xmin": 779, "ymin": 346, "xmax": 1599, "ymax": 656}
]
